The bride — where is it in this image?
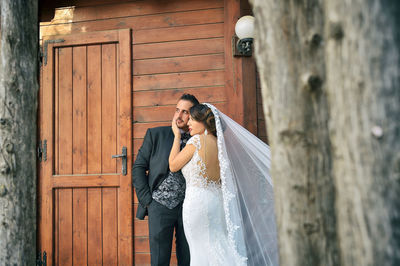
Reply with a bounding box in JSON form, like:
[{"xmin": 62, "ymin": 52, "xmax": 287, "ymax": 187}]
[{"xmin": 169, "ymin": 103, "xmax": 279, "ymax": 266}]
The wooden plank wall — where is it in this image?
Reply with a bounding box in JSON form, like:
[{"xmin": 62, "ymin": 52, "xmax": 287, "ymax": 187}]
[
  {"xmin": 40, "ymin": 0, "xmax": 266, "ymax": 264},
  {"xmin": 129, "ymin": 2, "xmax": 227, "ymax": 263}
]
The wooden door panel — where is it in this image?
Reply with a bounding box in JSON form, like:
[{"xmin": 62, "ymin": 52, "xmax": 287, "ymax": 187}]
[
  {"xmin": 87, "ymin": 188, "xmax": 103, "ymax": 265},
  {"xmin": 72, "ymin": 188, "xmax": 88, "ymax": 265},
  {"xmin": 87, "ymin": 45, "xmax": 103, "ymax": 174},
  {"xmin": 101, "ymin": 43, "xmax": 118, "ymax": 174},
  {"xmin": 55, "ymin": 44, "xmax": 119, "ymax": 176},
  {"xmin": 57, "ymin": 189, "xmax": 73, "ymax": 265},
  {"xmin": 53, "ymin": 187, "xmax": 122, "ymax": 265},
  {"xmin": 103, "ymin": 187, "xmax": 118, "ymax": 265},
  {"xmin": 72, "ymin": 46, "xmax": 88, "ymax": 175},
  {"xmin": 58, "ymin": 47, "xmax": 73, "ymax": 175},
  {"xmin": 39, "ymin": 29, "xmax": 132, "ymax": 265}
]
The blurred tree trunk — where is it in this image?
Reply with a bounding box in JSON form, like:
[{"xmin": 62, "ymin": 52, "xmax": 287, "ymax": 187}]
[
  {"xmin": 0, "ymin": 0, "xmax": 38, "ymax": 264},
  {"xmin": 250, "ymin": 0, "xmax": 399, "ymax": 265}
]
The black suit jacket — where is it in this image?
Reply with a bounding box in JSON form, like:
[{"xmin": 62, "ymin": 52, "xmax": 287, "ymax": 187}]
[{"xmin": 132, "ymin": 126, "xmax": 174, "ymax": 219}]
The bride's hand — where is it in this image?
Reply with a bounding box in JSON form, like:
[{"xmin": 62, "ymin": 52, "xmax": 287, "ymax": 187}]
[{"xmin": 171, "ymin": 117, "xmax": 181, "ymax": 138}]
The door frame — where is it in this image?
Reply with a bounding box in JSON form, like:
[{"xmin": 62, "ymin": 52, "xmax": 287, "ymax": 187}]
[{"xmin": 38, "ymin": 28, "xmax": 132, "ymax": 265}]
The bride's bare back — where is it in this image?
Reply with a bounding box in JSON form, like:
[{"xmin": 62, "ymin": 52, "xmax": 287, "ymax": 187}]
[{"xmin": 197, "ymin": 134, "xmax": 220, "ymax": 184}]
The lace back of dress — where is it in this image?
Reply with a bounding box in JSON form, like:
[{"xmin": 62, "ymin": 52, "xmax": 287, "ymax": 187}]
[{"xmin": 197, "ymin": 134, "xmax": 220, "ymax": 184}]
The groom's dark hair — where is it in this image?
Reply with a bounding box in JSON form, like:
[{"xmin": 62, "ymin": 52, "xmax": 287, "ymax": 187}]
[{"xmin": 180, "ymin": 93, "xmax": 199, "ymax": 106}]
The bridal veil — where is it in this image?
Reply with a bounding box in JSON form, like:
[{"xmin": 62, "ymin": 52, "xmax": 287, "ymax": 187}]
[{"xmin": 205, "ymin": 103, "xmax": 279, "ymax": 266}]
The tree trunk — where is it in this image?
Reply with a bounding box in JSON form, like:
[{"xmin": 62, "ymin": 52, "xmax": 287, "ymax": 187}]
[
  {"xmin": 324, "ymin": 1, "xmax": 400, "ymax": 265},
  {"xmin": 251, "ymin": 0, "xmax": 399, "ymax": 265},
  {"xmin": 0, "ymin": 0, "xmax": 38, "ymax": 264}
]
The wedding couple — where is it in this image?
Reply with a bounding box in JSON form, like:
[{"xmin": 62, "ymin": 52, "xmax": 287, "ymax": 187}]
[{"xmin": 132, "ymin": 94, "xmax": 278, "ymax": 266}]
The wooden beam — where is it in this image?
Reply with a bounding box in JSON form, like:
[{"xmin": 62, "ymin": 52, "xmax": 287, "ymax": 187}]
[{"xmin": 224, "ymin": 0, "xmax": 257, "ymax": 134}]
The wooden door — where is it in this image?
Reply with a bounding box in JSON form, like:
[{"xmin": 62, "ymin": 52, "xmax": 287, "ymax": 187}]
[{"xmin": 38, "ymin": 29, "xmax": 132, "ymax": 265}]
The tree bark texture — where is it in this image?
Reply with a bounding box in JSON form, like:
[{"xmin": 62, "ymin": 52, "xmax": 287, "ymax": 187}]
[
  {"xmin": 251, "ymin": 0, "xmax": 399, "ymax": 265},
  {"xmin": 0, "ymin": 0, "xmax": 38, "ymax": 265}
]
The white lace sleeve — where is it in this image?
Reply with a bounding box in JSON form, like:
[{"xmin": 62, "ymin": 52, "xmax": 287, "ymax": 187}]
[{"xmin": 186, "ymin": 134, "xmax": 201, "ymax": 150}]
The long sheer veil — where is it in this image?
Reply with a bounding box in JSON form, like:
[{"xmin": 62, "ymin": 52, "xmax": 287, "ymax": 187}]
[{"xmin": 205, "ymin": 103, "xmax": 279, "ymax": 266}]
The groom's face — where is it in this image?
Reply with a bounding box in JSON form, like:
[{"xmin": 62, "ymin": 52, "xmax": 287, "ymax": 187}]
[{"xmin": 174, "ymin": 99, "xmax": 193, "ymax": 131}]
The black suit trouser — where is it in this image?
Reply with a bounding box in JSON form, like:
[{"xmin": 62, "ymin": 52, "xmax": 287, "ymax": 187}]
[{"xmin": 147, "ymin": 200, "xmax": 190, "ymax": 266}]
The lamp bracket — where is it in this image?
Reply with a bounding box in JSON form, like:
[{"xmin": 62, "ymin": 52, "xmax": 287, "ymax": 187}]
[{"xmin": 232, "ymin": 36, "xmax": 253, "ymax": 57}]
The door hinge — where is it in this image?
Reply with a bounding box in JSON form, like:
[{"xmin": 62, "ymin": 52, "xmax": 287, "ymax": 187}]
[
  {"xmin": 37, "ymin": 140, "xmax": 47, "ymax": 162},
  {"xmin": 42, "ymin": 38, "xmax": 65, "ymax": 66},
  {"xmin": 36, "ymin": 251, "xmax": 47, "ymax": 266}
]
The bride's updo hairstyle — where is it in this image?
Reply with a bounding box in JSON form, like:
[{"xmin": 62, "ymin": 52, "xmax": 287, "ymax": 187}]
[{"xmin": 189, "ymin": 104, "xmax": 217, "ymax": 137}]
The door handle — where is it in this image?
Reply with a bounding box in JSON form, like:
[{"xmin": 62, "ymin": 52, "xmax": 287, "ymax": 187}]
[{"xmin": 112, "ymin": 146, "xmax": 127, "ymax": 175}]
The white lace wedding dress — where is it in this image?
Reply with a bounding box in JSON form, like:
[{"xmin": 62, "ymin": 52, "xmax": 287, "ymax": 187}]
[
  {"xmin": 180, "ymin": 103, "xmax": 279, "ymax": 266},
  {"xmin": 181, "ymin": 134, "xmax": 246, "ymax": 266}
]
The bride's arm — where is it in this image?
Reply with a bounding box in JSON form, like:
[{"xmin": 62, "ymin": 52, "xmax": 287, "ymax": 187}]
[
  {"xmin": 169, "ymin": 142, "xmax": 195, "ymax": 172},
  {"xmin": 169, "ymin": 117, "xmax": 195, "ymax": 172}
]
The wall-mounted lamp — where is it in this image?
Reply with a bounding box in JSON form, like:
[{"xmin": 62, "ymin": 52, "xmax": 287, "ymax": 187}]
[{"xmin": 233, "ymin": 15, "xmax": 255, "ymax": 57}]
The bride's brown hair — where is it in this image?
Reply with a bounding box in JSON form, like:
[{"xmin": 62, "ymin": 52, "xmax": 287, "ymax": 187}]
[{"xmin": 189, "ymin": 104, "xmax": 217, "ymax": 137}]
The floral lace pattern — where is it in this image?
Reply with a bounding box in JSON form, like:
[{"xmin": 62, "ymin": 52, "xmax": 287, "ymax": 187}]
[
  {"xmin": 181, "ymin": 133, "xmax": 247, "ymax": 266},
  {"xmin": 205, "ymin": 103, "xmax": 248, "ymax": 265},
  {"xmin": 182, "ymin": 135, "xmax": 221, "ymax": 191}
]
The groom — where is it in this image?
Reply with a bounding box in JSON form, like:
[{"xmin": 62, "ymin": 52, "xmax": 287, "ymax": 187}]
[{"xmin": 132, "ymin": 94, "xmax": 199, "ymax": 265}]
